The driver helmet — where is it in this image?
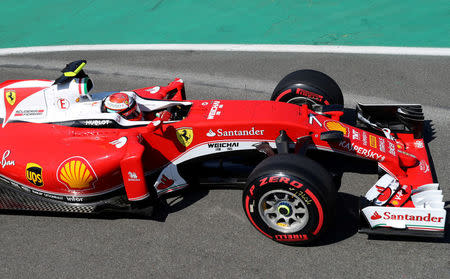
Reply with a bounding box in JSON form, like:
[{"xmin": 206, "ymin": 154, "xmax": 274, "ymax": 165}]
[{"xmin": 104, "ymin": 92, "xmax": 142, "ymax": 121}]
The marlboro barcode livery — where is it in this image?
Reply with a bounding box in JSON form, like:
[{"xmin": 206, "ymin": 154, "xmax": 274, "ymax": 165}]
[{"xmin": 0, "ymin": 60, "xmax": 445, "ymax": 244}]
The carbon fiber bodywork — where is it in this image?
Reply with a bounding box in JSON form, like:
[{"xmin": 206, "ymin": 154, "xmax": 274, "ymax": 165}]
[{"xmin": 0, "ymin": 181, "xmax": 131, "ymax": 214}]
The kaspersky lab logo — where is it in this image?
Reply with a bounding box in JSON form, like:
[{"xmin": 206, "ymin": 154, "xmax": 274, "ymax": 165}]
[{"xmin": 26, "ymin": 163, "xmax": 44, "ymax": 187}]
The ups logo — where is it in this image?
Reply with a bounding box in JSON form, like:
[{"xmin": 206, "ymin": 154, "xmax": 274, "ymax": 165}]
[{"xmin": 26, "ymin": 163, "xmax": 44, "ymax": 187}]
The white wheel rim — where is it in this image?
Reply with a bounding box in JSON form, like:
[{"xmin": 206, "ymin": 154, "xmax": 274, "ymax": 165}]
[{"xmin": 258, "ymin": 189, "xmax": 309, "ymax": 233}]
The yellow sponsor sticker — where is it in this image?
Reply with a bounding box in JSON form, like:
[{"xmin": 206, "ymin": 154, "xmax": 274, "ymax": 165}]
[
  {"xmin": 57, "ymin": 156, "xmax": 97, "ymax": 190},
  {"xmin": 26, "ymin": 163, "xmax": 44, "ymax": 187},
  {"xmin": 369, "ymin": 135, "xmax": 377, "ymax": 148}
]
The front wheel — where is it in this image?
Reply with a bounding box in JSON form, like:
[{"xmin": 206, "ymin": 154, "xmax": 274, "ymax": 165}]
[
  {"xmin": 242, "ymin": 154, "xmax": 336, "ymax": 245},
  {"xmin": 271, "ymin": 69, "xmax": 344, "ymax": 109}
]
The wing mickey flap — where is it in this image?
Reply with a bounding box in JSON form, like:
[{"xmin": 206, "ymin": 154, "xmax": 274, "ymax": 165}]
[{"xmin": 120, "ymin": 135, "xmax": 150, "ymax": 201}]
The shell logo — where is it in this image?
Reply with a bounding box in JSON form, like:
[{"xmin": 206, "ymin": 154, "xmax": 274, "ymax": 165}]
[
  {"xmin": 57, "ymin": 156, "xmax": 97, "ymax": 190},
  {"xmin": 325, "ymin": 121, "xmax": 348, "ymax": 136}
]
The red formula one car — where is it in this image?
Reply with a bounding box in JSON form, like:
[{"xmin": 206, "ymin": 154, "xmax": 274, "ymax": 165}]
[{"xmin": 0, "ymin": 60, "xmax": 445, "ymax": 244}]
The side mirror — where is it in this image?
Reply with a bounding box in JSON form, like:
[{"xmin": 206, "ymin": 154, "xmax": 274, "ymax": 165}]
[{"xmin": 146, "ymin": 118, "xmax": 162, "ymax": 132}]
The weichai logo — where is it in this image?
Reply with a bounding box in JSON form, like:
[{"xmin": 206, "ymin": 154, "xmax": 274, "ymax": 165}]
[
  {"xmin": 207, "ymin": 142, "xmax": 239, "ymax": 148},
  {"xmin": 26, "ymin": 163, "xmax": 44, "ymax": 187}
]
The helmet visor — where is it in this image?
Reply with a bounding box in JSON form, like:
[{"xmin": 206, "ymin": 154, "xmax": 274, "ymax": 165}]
[{"xmin": 121, "ymin": 102, "xmax": 142, "ymax": 121}]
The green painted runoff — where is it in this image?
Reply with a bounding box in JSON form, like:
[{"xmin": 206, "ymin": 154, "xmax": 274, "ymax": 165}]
[{"xmin": 0, "ymin": 0, "xmax": 448, "ymax": 48}]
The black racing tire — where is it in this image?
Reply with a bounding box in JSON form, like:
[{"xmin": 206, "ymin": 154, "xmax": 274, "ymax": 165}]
[
  {"xmin": 242, "ymin": 154, "xmax": 336, "ymax": 245},
  {"xmin": 271, "ymin": 69, "xmax": 344, "ymax": 108}
]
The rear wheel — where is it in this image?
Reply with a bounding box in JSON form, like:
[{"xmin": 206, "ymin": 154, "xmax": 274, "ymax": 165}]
[
  {"xmin": 271, "ymin": 69, "xmax": 344, "ymax": 110},
  {"xmin": 242, "ymin": 154, "xmax": 336, "ymax": 245}
]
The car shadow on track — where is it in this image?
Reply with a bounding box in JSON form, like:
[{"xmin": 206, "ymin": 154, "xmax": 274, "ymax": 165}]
[
  {"xmin": 1, "ymin": 190, "xmax": 448, "ymax": 245},
  {"xmin": 154, "ymin": 189, "xmax": 362, "ymax": 245},
  {"xmin": 151, "ymin": 191, "xmax": 450, "ymax": 245},
  {"xmin": 311, "ymin": 192, "xmax": 360, "ymax": 246},
  {"xmin": 0, "ymin": 187, "xmax": 211, "ymax": 222},
  {"xmin": 150, "ymin": 188, "xmax": 211, "ymax": 222}
]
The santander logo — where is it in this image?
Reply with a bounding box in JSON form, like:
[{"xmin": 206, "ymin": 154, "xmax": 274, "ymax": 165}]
[
  {"xmin": 205, "ymin": 127, "xmax": 264, "ymax": 137},
  {"xmin": 156, "ymin": 175, "xmax": 174, "ymax": 190},
  {"xmin": 371, "ymin": 211, "xmax": 382, "ymax": 220},
  {"xmin": 370, "ymin": 211, "xmax": 444, "ymax": 223}
]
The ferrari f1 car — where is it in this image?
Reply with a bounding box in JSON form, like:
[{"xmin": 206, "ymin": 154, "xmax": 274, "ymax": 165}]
[{"xmin": 0, "ymin": 60, "xmax": 446, "ymax": 245}]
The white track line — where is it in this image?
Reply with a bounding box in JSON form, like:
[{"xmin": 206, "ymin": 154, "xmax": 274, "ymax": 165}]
[{"xmin": 0, "ymin": 44, "xmax": 449, "ymax": 56}]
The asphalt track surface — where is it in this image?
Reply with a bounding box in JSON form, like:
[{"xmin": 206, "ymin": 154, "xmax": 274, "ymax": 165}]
[{"xmin": 0, "ymin": 52, "xmax": 449, "ymax": 278}]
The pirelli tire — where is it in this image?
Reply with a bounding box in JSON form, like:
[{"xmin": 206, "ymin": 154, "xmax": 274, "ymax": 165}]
[
  {"xmin": 243, "ymin": 154, "xmax": 336, "ymax": 245},
  {"xmin": 271, "ymin": 69, "xmax": 344, "ymax": 108}
]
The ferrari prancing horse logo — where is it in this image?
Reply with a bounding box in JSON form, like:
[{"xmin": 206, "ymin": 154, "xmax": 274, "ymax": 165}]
[
  {"xmin": 176, "ymin": 128, "xmax": 193, "ymax": 147},
  {"xmin": 5, "ymin": 90, "xmax": 16, "ymax": 106}
]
